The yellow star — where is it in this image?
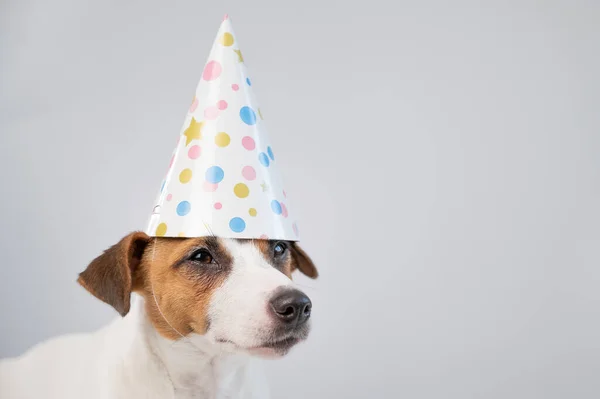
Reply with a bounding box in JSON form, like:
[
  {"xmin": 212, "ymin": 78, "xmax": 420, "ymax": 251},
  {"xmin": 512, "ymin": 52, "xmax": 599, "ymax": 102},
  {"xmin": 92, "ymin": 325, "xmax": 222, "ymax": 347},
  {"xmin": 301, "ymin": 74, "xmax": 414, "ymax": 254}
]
[
  {"xmin": 184, "ymin": 117, "xmax": 203, "ymax": 146},
  {"xmin": 233, "ymin": 49, "xmax": 244, "ymax": 63}
]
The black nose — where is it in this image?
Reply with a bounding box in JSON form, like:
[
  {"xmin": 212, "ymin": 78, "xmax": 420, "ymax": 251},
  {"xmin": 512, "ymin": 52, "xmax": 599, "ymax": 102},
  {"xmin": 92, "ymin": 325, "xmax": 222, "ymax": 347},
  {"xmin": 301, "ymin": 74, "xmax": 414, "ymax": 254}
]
[{"xmin": 269, "ymin": 289, "xmax": 312, "ymax": 326}]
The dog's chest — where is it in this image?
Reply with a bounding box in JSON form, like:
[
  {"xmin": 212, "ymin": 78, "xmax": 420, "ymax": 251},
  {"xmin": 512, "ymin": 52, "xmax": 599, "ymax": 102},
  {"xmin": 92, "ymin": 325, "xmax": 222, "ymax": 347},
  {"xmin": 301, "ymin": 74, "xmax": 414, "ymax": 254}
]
[{"xmin": 167, "ymin": 357, "xmax": 266, "ymax": 399}]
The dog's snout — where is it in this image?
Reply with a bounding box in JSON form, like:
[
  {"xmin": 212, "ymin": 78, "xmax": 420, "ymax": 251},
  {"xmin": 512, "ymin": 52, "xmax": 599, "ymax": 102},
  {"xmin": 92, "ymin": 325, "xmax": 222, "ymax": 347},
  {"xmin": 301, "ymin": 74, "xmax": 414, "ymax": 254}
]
[{"xmin": 269, "ymin": 289, "xmax": 312, "ymax": 326}]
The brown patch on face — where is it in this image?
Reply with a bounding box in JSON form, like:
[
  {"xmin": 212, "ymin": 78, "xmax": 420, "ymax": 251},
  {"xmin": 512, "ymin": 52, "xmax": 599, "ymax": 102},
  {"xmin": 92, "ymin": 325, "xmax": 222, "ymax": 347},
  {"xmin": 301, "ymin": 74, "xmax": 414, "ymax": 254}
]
[
  {"xmin": 78, "ymin": 233, "xmax": 233, "ymax": 341},
  {"xmin": 135, "ymin": 236, "xmax": 233, "ymax": 340},
  {"xmin": 253, "ymin": 240, "xmax": 294, "ymax": 278},
  {"xmin": 251, "ymin": 240, "xmax": 318, "ymax": 279}
]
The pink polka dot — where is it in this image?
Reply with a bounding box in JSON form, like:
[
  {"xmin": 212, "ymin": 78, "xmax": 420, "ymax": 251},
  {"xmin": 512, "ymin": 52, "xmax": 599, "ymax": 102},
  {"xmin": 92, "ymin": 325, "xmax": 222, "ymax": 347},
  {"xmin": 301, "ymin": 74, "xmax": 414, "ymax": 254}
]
[
  {"xmin": 203, "ymin": 61, "xmax": 222, "ymax": 81},
  {"xmin": 169, "ymin": 155, "xmax": 175, "ymax": 168},
  {"xmin": 217, "ymin": 100, "xmax": 228, "ymax": 110},
  {"xmin": 203, "ymin": 181, "xmax": 219, "ymax": 192},
  {"xmin": 292, "ymin": 223, "xmax": 299, "ymax": 236},
  {"xmin": 241, "ymin": 166, "xmax": 256, "ymax": 181},
  {"xmin": 189, "ymin": 98, "xmax": 198, "ymax": 113},
  {"xmin": 260, "ymin": 234, "xmax": 269, "ymax": 240},
  {"xmin": 283, "ymin": 190, "xmax": 287, "ymax": 198},
  {"xmin": 166, "ymin": 194, "xmax": 173, "ymax": 201},
  {"xmin": 204, "ymin": 106, "xmax": 219, "ymax": 120},
  {"xmin": 214, "ymin": 202, "xmax": 222, "ymax": 210},
  {"xmin": 281, "ymin": 203, "xmax": 288, "ymax": 218},
  {"xmin": 232, "ymin": 84, "xmax": 239, "ymax": 91},
  {"xmin": 188, "ymin": 145, "xmax": 201, "ymax": 160},
  {"xmin": 242, "ymin": 136, "xmax": 255, "ymax": 150}
]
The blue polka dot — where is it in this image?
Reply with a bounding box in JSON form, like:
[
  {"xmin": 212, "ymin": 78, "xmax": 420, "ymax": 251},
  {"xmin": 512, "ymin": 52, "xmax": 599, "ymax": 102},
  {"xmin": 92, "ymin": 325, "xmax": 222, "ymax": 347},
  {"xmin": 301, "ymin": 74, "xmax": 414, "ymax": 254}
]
[
  {"xmin": 229, "ymin": 217, "xmax": 246, "ymax": 233},
  {"xmin": 246, "ymin": 77, "xmax": 251, "ymax": 86},
  {"xmin": 240, "ymin": 106, "xmax": 257, "ymax": 125},
  {"xmin": 258, "ymin": 152, "xmax": 270, "ymax": 167},
  {"xmin": 176, "ymin": 201, "xmax": 191, "ymax": 216},
  {"xmin": 271, "ymin": 200, "xmax": 282, "ymax": 215},
  {"xmin": 267, "ymin": 146, "xmax": 274, "ymax": 161},
  {"xmin": 205, "ymin": 166, "xmax": 224, "ymax": 183}
]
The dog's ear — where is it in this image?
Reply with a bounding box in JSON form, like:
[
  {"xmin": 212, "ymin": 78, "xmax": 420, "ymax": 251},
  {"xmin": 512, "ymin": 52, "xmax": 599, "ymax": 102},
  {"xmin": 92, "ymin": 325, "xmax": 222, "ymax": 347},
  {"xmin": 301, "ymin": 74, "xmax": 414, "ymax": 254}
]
[
  {"xmin": 78, "ymin": 231, "xmax": 150, "ymax": 316},
  {"xmin": 290, "ymin": 243, "xmax": 318, "ymax": 279}
]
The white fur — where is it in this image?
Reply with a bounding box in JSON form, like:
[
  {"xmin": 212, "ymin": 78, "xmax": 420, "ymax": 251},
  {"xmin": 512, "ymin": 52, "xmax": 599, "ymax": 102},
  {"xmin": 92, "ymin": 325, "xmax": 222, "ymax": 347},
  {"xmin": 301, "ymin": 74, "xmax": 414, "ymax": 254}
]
[
  {"xmin": 0, "ymin": 238, "xmax": 306, "ymax": 398},
  {"xmin": 206, "ymin": 239, "xmax": 294, "ymax": 351}
]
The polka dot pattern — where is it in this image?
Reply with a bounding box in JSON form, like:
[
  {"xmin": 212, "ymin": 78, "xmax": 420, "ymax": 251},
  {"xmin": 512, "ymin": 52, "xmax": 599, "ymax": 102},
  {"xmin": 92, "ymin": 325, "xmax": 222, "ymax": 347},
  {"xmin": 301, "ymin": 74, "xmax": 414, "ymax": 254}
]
[
  {"xmin": 259, "ymin": 153, "xmax": 270, "ymax": 167},
  {"xmin": 242, "ymin": 136, "xmax": 255, "ymax": 150},
  {"xmin": 241, "ymin": 166, "xmax": 256, "ymax": 180},
  {"xmin": 188, "ymin": 145, "xmax": 201, "ymax": 159},
  {"xmin": 215, "ymin": 132, "xmax": 230, "ymax": 147},
  {"xmin": 203, "ymin": 61, "xmax": 222, "ymax": 81},
  {"xmin": 240, "ymin": 106, "xmax": 257, "ymax": 125},
  {"xmin": 177, "ymin": 201, "xmax": 191, "ymax": 216},
  {"xmin": 234, "ymin": 49, "xmax": 244, "ymax": 63},
  {"xmin": 156, "ymin": 223, "xmax": 167, "ymax": 236},
  {"xmin": 146, "ymin": 18, "xmax": 297, "ymax": 240},
  {"xmin": 229, "ymin": 217, "xmax": 246, "ymax": 233},
  {"xmin": 234, "ymin": 183, "xmax": 250, "ymax": 198},
  {"xmin": 189, "ymin": 97, "xmax": 198, "ymax": 113},
  {"xmin": 203, "ymin": 181, "xmax": 219, "ymax": 192},
  {"xmin": 220, "ymin": 32, "xmax": 234, "ymax": 46},
  {"xmin": 179, "ymin": 168, "xmax": 192, "ymax": 183},
  {"xmin": 205, "ymin": 166, "xmax": 224, "ymax": 184},
  {"xmin": 271, "ymin": 200, "xmax": 282, "ymax": 215}
]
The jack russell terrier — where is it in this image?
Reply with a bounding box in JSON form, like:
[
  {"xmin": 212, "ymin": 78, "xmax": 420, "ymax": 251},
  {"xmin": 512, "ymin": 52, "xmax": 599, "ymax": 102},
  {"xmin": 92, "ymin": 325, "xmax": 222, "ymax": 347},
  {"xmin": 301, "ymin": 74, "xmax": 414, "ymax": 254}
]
[{"xmin": 0, "ymin": 232, "xmax": 318, "ymax": 398}]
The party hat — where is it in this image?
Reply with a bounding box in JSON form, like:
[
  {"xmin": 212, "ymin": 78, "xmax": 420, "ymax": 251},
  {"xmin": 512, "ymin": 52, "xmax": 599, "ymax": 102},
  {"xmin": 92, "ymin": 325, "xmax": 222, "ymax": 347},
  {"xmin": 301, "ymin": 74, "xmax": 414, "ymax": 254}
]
[{"xmin": 146, "ymin": 15, "xmax": 299, "ymax": 240}]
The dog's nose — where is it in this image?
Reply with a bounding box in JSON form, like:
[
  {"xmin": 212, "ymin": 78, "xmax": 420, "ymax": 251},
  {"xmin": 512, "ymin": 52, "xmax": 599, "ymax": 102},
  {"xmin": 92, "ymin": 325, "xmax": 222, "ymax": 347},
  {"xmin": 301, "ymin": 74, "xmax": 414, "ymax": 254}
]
[{"xmin": 269, "ymin": 289, "xmax": 312, "ymax": 326}]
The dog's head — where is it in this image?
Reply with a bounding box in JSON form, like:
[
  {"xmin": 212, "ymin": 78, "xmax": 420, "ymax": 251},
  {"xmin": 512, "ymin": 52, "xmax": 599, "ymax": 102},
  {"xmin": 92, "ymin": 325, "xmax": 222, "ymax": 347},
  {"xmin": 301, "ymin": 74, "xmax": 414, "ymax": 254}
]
[{"xmin": 77, "ymin": 232, "xmax": 318, "ymax": 357}]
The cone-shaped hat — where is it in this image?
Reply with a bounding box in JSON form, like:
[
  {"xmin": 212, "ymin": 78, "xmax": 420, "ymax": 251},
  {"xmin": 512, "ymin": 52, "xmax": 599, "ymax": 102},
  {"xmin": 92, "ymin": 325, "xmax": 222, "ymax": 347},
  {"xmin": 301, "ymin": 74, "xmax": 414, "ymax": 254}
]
[{"xmin": 146, "ymin": 16, "xmax": 298, "ymax": 240}]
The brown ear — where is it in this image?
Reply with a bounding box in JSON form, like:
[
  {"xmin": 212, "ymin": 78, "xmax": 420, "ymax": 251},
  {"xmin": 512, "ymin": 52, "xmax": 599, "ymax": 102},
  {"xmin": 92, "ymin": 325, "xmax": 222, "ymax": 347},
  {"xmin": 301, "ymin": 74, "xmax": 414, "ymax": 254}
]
[
  {"xmin": 77, "ymin": 231, "xmax": 150, "ymax": 316},
  {"xmin": 290, "ymin": 243, "xmax": 318, "ymax": 279}
]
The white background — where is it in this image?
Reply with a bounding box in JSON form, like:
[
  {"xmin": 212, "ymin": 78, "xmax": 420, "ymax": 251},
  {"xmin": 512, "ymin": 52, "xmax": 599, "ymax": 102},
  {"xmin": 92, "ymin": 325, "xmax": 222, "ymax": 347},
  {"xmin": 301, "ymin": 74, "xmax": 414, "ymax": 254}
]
[{"xmin": 1, "ymin": 1, "xmax": 599, "ymax": 397}]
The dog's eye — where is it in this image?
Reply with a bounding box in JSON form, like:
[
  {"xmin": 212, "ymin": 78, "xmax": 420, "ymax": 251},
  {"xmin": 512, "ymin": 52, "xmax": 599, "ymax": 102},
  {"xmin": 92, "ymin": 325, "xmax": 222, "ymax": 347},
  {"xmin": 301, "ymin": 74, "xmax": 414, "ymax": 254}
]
[
  {"xmin": 273, "ymin": 242, "xmax": 287, "ymax": 257},
  {"xmin": 190, "ymin": 249, "xmax": 214, "ymax": 264}
]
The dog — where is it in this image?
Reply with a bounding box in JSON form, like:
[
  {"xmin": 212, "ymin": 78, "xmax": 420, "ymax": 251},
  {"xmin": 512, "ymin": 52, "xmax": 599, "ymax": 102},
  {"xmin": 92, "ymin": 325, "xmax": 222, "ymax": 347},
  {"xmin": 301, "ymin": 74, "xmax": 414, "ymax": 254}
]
[{"xmin": 0, "ymin": 232, "xmax": 318, "ymax": 398}]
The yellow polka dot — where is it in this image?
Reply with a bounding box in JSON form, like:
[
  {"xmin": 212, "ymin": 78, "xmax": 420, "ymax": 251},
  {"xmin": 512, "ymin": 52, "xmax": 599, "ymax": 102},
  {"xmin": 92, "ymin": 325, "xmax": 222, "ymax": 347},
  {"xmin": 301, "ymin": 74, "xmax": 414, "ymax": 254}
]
[
  {"xmin": 178, "ymin": 232, "xmax": 185, "ymax": 237},
  {"xmin": 220, "ymin": 32, "xmax": 234, "ymax": 46},
  {"xmin": 156, "ymin": 223, "xmax": 167, "ymax": 236},
  {"xmin": 234, "ymin": 49, "xmax": 244, "ymax": 63},
  {"xmin": 215, "ymin": 132, "xmax": 230, "ymax": 147},
  {"xmin": 258, "ymin": 108, "xmax": 263, "ymax": 120},
  {"xmin": 249, "ymin": 208, "xmax": 257, "ymax": 217},
  {"xmin": 233, "ymin": 183, "xmax": 250, "ymax": 198},
  {"xmin": 179, "ymin": 168, "xmax": 192, "ymax": 183}
]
